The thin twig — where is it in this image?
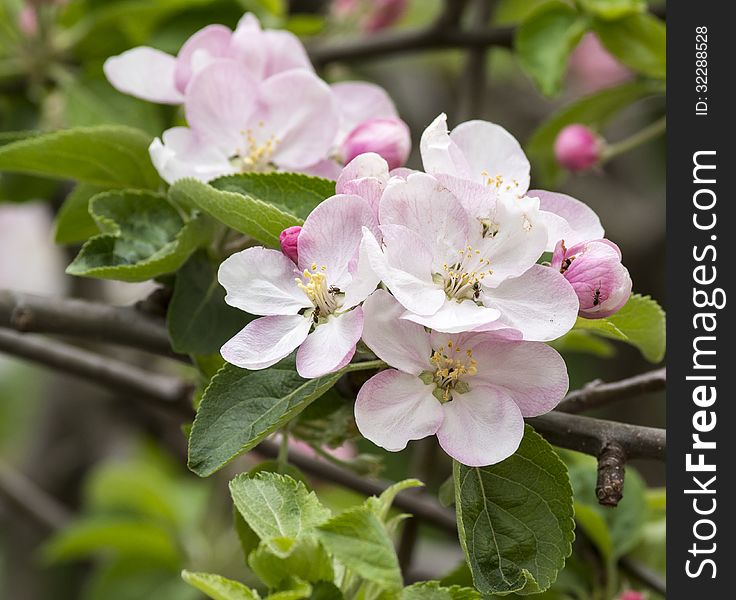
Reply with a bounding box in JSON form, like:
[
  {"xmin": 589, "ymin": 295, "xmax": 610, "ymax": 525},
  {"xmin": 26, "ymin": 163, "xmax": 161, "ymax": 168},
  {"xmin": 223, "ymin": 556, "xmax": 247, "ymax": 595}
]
[
  {"xmin": 458, "ymin": 0, "xmax": 493, "ymax": 120},
  {"xmin": 556, "ymin": 368, "xmax": 666, "ymax": 414},
  {"xmin": 0, "ymin": 329, "xmax": 194, "ymax": 415}
]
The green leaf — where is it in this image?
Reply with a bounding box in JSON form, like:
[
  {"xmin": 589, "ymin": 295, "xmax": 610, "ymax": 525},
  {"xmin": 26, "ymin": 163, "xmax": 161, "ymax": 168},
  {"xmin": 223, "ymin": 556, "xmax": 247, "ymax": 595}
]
[
  {"xmin": 365, "ymin": 478, "xmax": 423, "ymax": 521},
  {"xmin": 515, "ymin": 2, "xmax": 588, "ymax": 96},
  {"xmin": 43, "ymin": 517, "xmax": 180, "ymax": 567},
  {"xmin": 181, "ymin": 570, "xmax": 260, "ymax": 600},
  {"xmin": 548, "ymin": 330, "xmax": 616, "ymax": 358},
  {"xmin": 316, "ymin": 507, "xmax": 402, "ymax": 590},
  {"xmin": 188, "ymin": 359, "xmax": 342, "ymax": 476},
  {"xmin": 303, "ymin": 582, "xmax": 343, "ymax": 600},
  {"xmin": 266, "ymin": 580, "xmax": 313, "ymax": 600},
  {"xmin": 66, "ymin": 190, "xmax": 209, "ymax": 282},
  {"xmin": 573, "ymin": 293, "xmax": 665, "ymax": 362},
  {"xmin": 53, "ymin": 183, "xmax": 105, "ymax": 244},
  {"xmin": 167, "ymin": 250, "xmax": 252, "ymax": 354},
  {"xmin": 526, "ymin": 81, "xmax": 661, "ymax": 185},
  {"xmin": 593, "ymin": 13, "xmax": 666, "ymax": 79},
  {"xmin": 402, "ymin": 581, "xmax": 480, "ymax": 600},
  {"xmin": 454, "ymin": 426, "xmax": 575, "ymax": 595},
  {"xmin": 249, "ymin": 537, "xmax": 333, "ymax": 588},
  {"xmin": 212, "ymin": 172, "xmax": 335, "ymax": 221},
  {"xmin": 0, "ymin": 126, "xmax": 161, "ymax": 189},
  {"xmin": 578, "ymin": 0, "xmax": 645, "ymax": 20},
  {"xmin": 229, "ymin": 472, "xmax": 331, "ymax": 558},
  {"xmin": 170, "ymin": 173, "xmax": 332, "ymax": 247}
]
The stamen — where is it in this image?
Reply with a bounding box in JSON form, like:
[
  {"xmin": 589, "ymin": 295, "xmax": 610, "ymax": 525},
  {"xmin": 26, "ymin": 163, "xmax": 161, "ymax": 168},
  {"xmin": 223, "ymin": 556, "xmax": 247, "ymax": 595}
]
[{"xmin": 427, "ymin": 342, "xmax": 478, "ymax": 402}]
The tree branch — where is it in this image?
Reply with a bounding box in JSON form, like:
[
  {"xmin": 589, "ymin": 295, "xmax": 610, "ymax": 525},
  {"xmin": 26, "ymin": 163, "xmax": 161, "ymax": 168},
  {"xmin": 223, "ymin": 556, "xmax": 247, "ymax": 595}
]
[
  {"xmin": 0, "ymin": 329, "xmax": 194, "ymax": 416},
  {"xmin": 0, "ymin": 289, "xmax": 180, "ymax": 359},
  {"xmin": 556, "ymin": 368, "xmax": 666, "ymax": 414}
]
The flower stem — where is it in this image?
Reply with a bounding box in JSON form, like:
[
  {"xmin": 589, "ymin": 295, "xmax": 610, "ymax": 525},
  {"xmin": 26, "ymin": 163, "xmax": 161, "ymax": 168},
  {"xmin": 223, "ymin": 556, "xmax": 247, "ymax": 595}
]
[
  {"xmin": 277, "ymin": 433, "xmax": 289, "ymax": 472},
  {"xmin": 601, "ymin": 116, "xmax": 666, "ymax": 163},
  {"xmin": 342, "ymin": 359, "xmax": 387, "ymax": 373}
]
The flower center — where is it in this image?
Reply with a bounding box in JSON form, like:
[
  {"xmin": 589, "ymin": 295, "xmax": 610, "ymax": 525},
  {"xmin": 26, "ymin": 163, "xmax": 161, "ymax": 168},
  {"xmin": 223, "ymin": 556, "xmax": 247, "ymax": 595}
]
[
  {"xmin": 480, "ymin": 171, "xmax": 522, "ymax": 195},
  {"xmin": 296, "ymin": 264, "xmax": 342, "ymax": 320},
  {"xmin": 421, "ymin": 341, "xmax": 478, "ymax": 403},
  {"xmin": 436, "ymin": 245, "xmax": 492, "ymax": 302},
  {"xmin": 231, "ymin": 125, "xmax": 279, "ymax": 172}
]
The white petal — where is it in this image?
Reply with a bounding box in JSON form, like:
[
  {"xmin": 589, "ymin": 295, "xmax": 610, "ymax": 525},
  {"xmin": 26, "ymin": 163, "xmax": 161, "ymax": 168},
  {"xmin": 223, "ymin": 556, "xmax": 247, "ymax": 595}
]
[
  {"xmin": 296, "ymin": 308, "xmax": 364, "ymax": 378},
  {"xmin": 149, "ymin": 127, "xmax": 233, "ymax": 184},
  {"xmin": 103, "ymin": 47, "xmax": 183, "ymax": 104},
  {"xmin": 533, "ymin": 190, "xmax": 605, "ymax": 252},
  {"xmin": 332, "ymin": 81, "xmax": 399, "ymax": 145},
  {"xmin": 420, "ymin": 113, "xmax": 473, "ymax": 180},
  {"xmin": 401, "ymin": 298, "xmax": 501, "ymax": 334}
]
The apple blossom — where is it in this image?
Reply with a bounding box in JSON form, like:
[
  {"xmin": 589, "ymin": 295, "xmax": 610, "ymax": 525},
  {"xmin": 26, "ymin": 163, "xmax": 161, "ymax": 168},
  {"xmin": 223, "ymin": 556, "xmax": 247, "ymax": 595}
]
[
  {"xmin": 279, "ymin": 226, "xmax": 301, "ymax": 263},
  {"xmin": 551, "ymin": 239, "xmax": 632, "ymax": 319},
  {"xmin": 617, "ymin": 592, "xmax": 644, "ymax": 600},
  {"xmin": 554, "ymin": 124, "xmax": 602, "ymax": 172},
  {"xmin": 361, "ymin": 171, "xmax": 579, "ymax": 339},
  {"xmin": 331, "ymin": 0, "xmax": 408, "ymax": 32},
  {"xmin": 18, "ymin": 4, "xmax": 38, "ymax": 36},
  {"xmin": 569, "ymin": 33, "xmax": 631, "ymax": 94},
  {"xmin": 419, "ymin": 113, "xmax": 603, "ymax": 251},
  {"xmin": 354, "ymin": 290, "xmax": 569, "ymax": 466},
  {"xmin": 342, "ymin": 118, "xmax": 411, "ymax": 170},
  {"xmin": 218, "ymin": 195, "xmax": 379, "ymax": 378}
]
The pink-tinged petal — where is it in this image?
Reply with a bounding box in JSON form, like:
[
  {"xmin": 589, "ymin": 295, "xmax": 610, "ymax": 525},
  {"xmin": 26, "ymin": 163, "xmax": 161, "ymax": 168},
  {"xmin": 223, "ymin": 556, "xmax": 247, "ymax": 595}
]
[
  {"xmin": 296, "ymin": 309, "xmax": 363, "ymax": 378},
  {"xmin": 532, "ymin": 189, "xmax": 605, "ymax": 251},
  {"xmin": 379, "ymin": 172, "xmax": 470, "ymax": 263},
  {"xmin": 104, "ymin": 47, "xmax": 183, "ymax": 104},
  {"xmin": 331, "ymin": 81, "xmax": 399, "ymax": 144},
  {"xmin": 301, "ymin": 159, "xmax": 343, "ymax": 180},
  {"xmin": 185, "ymin": 59, "xmax": 259, "ymax": 153},
  {"xmin": 355, "ymin": 370, "xmax": 444, "ymax": 452},
  {"xmin": 365, "ymin": 225, "xmax": 445, "ymax": 316},
  {"xmin": 389, "ymin": 166, "xmax": 418, "ymax": 179},
  {"xmin": 222, "ymin": 314, "xmax": 311, "ymax": 370},
  {"xmin": 487, "ymin": 264, "xmax": 579, "ymax": 341},
  {"xmin": 450, "ymin": 120, "xmax": 530, "ymax": 194},
  {"xmin": 255, "ymin": 70, "xmax": 339, "ymax": 170},
  {"xmin": 470, "ymin": 340, "xmax": 569, "ymax": 417},
  {"xmin": 174, "ymin": 24, "xmax": 232, "ymax": 93},
  {"xmin": 420, "ymin": 113, "xmax": 473, "ymax": 180},
  {"xmin": 228, "ymin": 13, "xmax": 268, "ymax": 79},
  {"xmin": 401, "ymin": 298, "xmax": 501, "ymax": 334},
  {"xmin": 218, "ymin": 247, "xmax": 310, "ymax": 316},
  {"xmin": 336, "ymin": 153, "xmax": 390, "ymax": 218},
  {"xmin": 342, "ymin": 118, "xmax": 411, "ymax": 170},
  {"xmin": 341, "ymin": 239, "xmax": 380, "ymax": 310},
  {"xmin": 279, "ymin": 226, "xmax": 301, "ymax": 263},
  {"xmin": 436, "ymin": 387, "xmax": 524, "ymax": 467},
  {"xmin": 298, "ymin": 195, "xmax": 376, "ymax": 287},
  {"xmin": 361, "ymin": 289, "xmax": 432, "ymax": 375},
  {"xmin": 149, "ymin": 127, "xmax": 233, "ymax": 184},
  {"xmin": 262, "ymin": 30, "xmax": 314, "ymax": 77},
  {"xmin": 434, "ymin": 174, "xmax": 496, "ymax": 219}
]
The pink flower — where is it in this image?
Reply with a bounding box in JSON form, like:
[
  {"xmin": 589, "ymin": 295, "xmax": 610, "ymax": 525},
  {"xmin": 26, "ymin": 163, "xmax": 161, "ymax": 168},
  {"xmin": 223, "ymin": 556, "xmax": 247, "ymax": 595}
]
[
  {"xmin": 342, "ymin": 118, "xmax": 411, "ymax": 170},
  {"xmin": 362, "ymin": 0, "xmax": 408, "ymax": 32},
  {"xmin": 618, "ymin": 592, "xmax": 645, "ymax": 600},
  {"xmin": 554, "ymin": 124, "xmax": 602, "ymax": 172},
  {"xmin": 360, "ymin": 171, "xmax": 579, "ymax": 339},
  {"xmin": 569, "ymin": 33, "xmax": 631, "ymax": 94},
  {"xmin": 419, "ymin": 114, "xmax": 602, "ymax": 252},
  {"xmin": 279, "ymin": 226, "xmax": 301, "ymax": 263},
  {"xmin": 103, "ymin": 13, "xmax": 312, "ymax": 104},
  {"xmin": 551, "ymin": 239, "xmax": 631, "ymax": 319},
  {"xmin": 18, "ymin": 5, "xmax": 38, "ymax": 36},
  {"xmin": 148, "ymin": 59, "xmax": 339, "ymax": 183},
  {"xmin": 218, "ymin": 195, "xmax": 379, "ymax": 378},
  {"xmin": 354, "ymin": 290, "xmax": 568, "ymax": 466}
]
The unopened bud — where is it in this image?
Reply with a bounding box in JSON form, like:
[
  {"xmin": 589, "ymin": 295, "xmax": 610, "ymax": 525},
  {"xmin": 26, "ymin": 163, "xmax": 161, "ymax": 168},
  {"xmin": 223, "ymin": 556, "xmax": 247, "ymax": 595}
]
[
  {"xmin": 279, "ymin": 226, "xmax": 301, "ymax": 263},
  {"xmin": 342, "ymin": 117, "xmax": 411, "ymax": 170},
  {"xmin": 554, "ymin": 124, "xmax": 602, "ymax": 172},
  {"xmin": 552, "ymin": 238, "xmax": 631, "ymax": 319},
  {"xmin": 618, "ymin": 592, "xmax": 645, "ymax": 600},
  {"xmin": 18, "ymin": 5, "xmax": 38, "ymax": 36},
  {"xmin": 362, "ymin": 0, "xmax": 408, "ymax": 32}
]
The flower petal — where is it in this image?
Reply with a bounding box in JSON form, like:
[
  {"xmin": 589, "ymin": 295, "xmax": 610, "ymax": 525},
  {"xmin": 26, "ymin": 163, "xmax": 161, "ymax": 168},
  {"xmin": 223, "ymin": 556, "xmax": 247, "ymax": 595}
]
[
  {"xmin": 355, "ymin": 370, "xmax": 444, "ymax": 452},
  {"xmin": 420, "ymin": 113, "xmax": 473, "ymax": 180},
  {"xmin": 486, "ymin": 264, "xmax": 579, "ymax": 341},
  {"xmin": 221, "ymin": 314, "xmax": 311, "ymax": 370},
  {"xmin": 331, "ymin": 81, "xmax": 399, "ymax": 144},
  {"xmin": 298, "ymin": 195, "xmax": 377, "ymax": 287},
  {"xmin": 336, "ymin": 153, "xmax": 390, "ymax": 218},
  {"xmin": 104, "ymin": 47, "xmax": 183, "ymax": 104},
  {"xmin": 149, "ymin": 127, "xmax": 233, "ymax": 184},
  {"xmin": 471, "ymin": 340, "xmax": 569, "ymax": 417},
  {"xmin": 401, "ymin": 297, "xmax": 501, "ymax": 334},
  {"xmin": 174, "ymin": 24, "xmax": 232, "ymax": 93},
  {"xmin": 262, "ymin": 30, "xmax": 314, "ymax": 77},
  {"xmin": 361, "ymin": 289, "xmax": 432, "ymax": 375},
  {"xmin": 436, "ymin": 387, "xmax": 524, "ymax": 466},
  {"xmin": 296, "ymin": 308, "xmax": 364, "ymax": 378},
  {"xmin": 218, "ymin": 247, "xmax": 310, "ymax": 316},
  {"xmin": 532, "ymin": 189, "xmax": 605, "ymax": 251}
]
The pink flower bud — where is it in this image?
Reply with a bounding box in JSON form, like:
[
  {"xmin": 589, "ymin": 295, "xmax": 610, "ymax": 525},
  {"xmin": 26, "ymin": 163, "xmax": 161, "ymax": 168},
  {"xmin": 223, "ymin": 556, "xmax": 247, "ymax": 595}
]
[
  {"xmin": 362, "ymin": 0, "xmax": 408, "ymax": 32},
  {"xmin": 554, "ymin": 124, "xmax": 602, "ymax": 172},
  {"xmin": 18, "ymin": 5, "xmax": 38, "ymax": 36},
  {"xmin": 552, "ymin": 238, "xmax": 631, "ymax": 319},
  {"xmin": 279, "ymin": 226, "xmax": 301, "ymax": 263},
  {"xmin": 618, "ymin": 592, "xmax": 645, "ymax": 600},
  {"xmin": 342, "ymin": 118, "xmax": 411, "ymax": 170},
  {"xmin": 569, "ymin": 33, "xmax": 631, "ymax": 94}
]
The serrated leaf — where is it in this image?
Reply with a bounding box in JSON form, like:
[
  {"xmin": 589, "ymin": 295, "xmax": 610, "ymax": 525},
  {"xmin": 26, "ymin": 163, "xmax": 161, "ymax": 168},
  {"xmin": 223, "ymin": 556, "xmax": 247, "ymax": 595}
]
[
  {"xmin": 167, "ymin": 250, "xmax": 252, "ymax": 354},
  {"xmin": 454, "ymin": 426, "xmax": 575, "ymax": 595},
  {"xmin": 249, "ymin": 536, "xmax": 333, "ymax": 588},
  {"xmin": 526, "ymin": 81, "xmax": 661, "ymax": 185},
  {"xmin": 169, "ymin": 172, "xmax": 334, "ymax": 247},
  {"xmin": 573, "ymin": 293, "xmax": 665, "ymax": 362},
  {"xmin": 230, "ymin": 472, "xmax": 331, "ymax": 558},
  {"xmin": 578, "ymin": 0, "xmax": 645, "ymax": 20},
  {"xmin": 0, "ymin": 126, "xmax": 161, "ymax": 189},
  {"xmin": 66, "ymin": 190, "xmax": 209, "ymax": 282},
  {"xmin": 402, "ymin": 581, "xmax": 480, "ymax": 600},
  {"xmin": 212, "ymin": 172, "xmax": 335, "ymax": 221},
  {"xmin": 515, "ymin": 2, "xmax": 588, "ymax": 96},
  {"xmin": 593, "ymin": 13, "xmax": 666, "ymax": 79},
  {"xmin": 54, "ymin": 183, "xmax": 105, "ymax": 244},
  {"xmin": 181, "ymin": 570, "xmax": 260, "ymax": 600},
  {"xmin": 365, "ymin": 478, "xmax": 423, "ymax": 521},
  {"xmin": 188, "ymin": 359, "xmax": 341, "ymax": 476},
  {"xmin": 316, "ymin": 506, "xmax": 402, "ymax": 590}
]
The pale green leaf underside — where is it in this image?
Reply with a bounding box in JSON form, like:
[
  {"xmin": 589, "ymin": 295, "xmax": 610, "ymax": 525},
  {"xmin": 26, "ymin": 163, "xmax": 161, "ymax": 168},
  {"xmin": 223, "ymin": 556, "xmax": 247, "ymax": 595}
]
[{"xmin": 181, "ymin": 570, "xmax": 260, "ymax": 600}]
